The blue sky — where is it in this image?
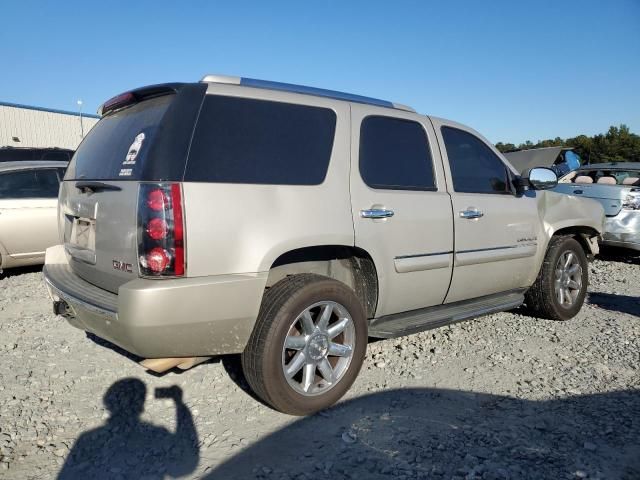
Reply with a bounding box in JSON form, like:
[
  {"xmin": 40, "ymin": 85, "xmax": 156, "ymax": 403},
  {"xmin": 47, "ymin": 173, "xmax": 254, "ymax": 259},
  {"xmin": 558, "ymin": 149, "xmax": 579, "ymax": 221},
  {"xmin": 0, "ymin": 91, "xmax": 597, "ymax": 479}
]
[{"xmin": 1, "ymin": 0, "xmax": 638, "ymax": 144}]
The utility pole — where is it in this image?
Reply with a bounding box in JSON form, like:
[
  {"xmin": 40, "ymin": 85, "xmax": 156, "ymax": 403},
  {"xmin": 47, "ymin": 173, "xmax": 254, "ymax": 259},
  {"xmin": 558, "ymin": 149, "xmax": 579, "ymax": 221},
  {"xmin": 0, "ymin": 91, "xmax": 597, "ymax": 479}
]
[{"xmin": 77, "ymin": 100, "xmax": 84, "ymax": 138}]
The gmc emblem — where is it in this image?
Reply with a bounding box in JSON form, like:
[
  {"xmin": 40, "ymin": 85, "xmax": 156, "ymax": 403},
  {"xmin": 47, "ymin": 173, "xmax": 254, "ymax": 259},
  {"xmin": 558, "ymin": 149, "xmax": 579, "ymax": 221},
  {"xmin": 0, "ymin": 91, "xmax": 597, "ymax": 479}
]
[{"xmin": 113, "ymin": 260, "xmax": 133, "ymax": 273}]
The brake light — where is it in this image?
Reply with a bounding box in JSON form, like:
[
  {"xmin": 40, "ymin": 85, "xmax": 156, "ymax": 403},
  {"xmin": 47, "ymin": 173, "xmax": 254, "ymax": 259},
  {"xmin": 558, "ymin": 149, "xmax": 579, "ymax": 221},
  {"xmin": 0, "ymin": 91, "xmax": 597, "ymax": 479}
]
[
  {"xmin": 146, "ymin": 188, "xmax": 169, "ymax": 211},
  {"xmin": 146, "ymin": 247, "xmax": 171, "ymax": 273},
  {"xmin": 146, "ymin": 218, "xmax": 168, "ymax": 240},
  {"xmin": 100, "ymin": 92, "xmax": 136, "ymax": 115},
  {"xmin": 138, "ymin": 183, "xmax": 186, "ymax": 277},
  {"xmin": 170, "ymin": 184, "xmax": 185, "ymax": 276}
]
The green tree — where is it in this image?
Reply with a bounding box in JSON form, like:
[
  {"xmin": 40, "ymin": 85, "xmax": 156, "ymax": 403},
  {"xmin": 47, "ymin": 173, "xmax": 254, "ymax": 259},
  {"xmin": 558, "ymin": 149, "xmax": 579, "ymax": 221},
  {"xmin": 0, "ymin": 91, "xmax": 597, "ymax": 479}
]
[{"xmin": 496, "ymin": 125, "xmax": 640, "ymax": 163}]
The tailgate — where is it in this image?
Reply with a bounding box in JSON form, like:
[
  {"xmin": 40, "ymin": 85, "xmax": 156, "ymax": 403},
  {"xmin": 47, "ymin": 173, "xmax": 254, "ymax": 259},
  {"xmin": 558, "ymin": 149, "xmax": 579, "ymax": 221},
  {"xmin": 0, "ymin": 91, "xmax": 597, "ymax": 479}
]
[
  {"xmin": 59, "ymin": 181, "xmax": 139, "ymax": 293},
  {"xmin": 58, "ymin": 84, "xmax": 205, "ymax": 293}
]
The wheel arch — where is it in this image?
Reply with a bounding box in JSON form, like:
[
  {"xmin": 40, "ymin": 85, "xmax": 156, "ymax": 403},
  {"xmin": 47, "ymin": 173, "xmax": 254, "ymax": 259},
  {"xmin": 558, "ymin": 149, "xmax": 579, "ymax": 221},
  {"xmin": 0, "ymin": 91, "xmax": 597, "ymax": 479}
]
[
  {"xmin": 266, "ymin": 245, "xmax": 379, "ymax": 319},
  {"xmin": 552, "ymin": 225, "xmax": 601, "ymax": 258}
]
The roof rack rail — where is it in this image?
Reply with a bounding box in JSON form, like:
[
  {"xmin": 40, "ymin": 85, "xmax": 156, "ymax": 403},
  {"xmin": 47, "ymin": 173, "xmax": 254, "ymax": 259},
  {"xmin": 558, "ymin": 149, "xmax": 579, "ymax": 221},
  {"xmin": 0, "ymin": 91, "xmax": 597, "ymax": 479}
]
[{"xmin": 200, "ymin": 74, "xmax": 415, "ymax": 112}]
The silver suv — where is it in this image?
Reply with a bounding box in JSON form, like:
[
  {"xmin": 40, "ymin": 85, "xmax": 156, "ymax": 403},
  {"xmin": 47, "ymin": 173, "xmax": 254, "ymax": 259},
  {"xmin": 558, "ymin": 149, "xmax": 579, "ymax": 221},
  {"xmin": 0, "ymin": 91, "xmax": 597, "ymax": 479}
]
[{"xmin": 44, "ymin": 75, "xmax": 604, "ymax": 415}]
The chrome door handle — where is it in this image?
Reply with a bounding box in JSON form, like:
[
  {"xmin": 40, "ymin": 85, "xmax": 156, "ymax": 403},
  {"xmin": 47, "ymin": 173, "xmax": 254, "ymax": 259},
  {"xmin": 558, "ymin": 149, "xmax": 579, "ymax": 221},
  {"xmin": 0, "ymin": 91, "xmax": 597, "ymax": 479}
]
[
  {"xmin": 459, "ymin": 208, "xmax": 484, "ymax": 219},
  {"xmin": 361, "ymin": 208, "xmax": 394, "ymax": 219}
]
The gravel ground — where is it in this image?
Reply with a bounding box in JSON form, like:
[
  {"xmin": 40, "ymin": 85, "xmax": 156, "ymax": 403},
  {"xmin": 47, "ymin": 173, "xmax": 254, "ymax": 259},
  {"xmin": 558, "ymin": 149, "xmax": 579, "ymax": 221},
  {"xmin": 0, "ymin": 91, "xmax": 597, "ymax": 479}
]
[{"xmin": 0, "ymin": 249, "xmax": 638, "ymax": 479}]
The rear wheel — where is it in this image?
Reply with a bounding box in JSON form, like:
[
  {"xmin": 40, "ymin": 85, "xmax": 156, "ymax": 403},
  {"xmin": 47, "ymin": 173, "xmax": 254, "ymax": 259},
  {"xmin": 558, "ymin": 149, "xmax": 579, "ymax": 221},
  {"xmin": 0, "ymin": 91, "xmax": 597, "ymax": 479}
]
[
  {"xmin": 242, "ymin": 274, "xmax": 367, "ymax": 415},
  {"xmin": 525, "ymin": 236, "xmax": 588, "ymax": 320}
]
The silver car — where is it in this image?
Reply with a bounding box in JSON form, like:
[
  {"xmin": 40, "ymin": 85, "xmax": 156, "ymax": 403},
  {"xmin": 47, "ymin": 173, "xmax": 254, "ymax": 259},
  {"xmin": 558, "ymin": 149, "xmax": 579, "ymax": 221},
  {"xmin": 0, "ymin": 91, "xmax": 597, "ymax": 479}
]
[
  {"xmin": 0, "ymin": 161, "xmax": 67, "ymax": 271},
  {"xmin": 554, "ymin": 163, "xmax": 640, "ymax": 251}
]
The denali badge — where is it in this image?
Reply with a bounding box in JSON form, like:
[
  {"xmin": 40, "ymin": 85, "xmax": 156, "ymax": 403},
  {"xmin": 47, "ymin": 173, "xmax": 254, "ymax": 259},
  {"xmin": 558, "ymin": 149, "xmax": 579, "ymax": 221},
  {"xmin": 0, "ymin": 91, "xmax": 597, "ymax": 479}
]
[{"xmin": 113, "ymin": 260, "xmax": 133, "ymax": 273}]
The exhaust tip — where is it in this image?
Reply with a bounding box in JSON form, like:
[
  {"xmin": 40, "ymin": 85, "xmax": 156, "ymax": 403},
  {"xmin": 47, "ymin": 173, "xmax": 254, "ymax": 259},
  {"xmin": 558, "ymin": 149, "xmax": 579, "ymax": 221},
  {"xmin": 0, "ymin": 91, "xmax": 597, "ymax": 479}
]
[{"xmin": 140, "ymin": 356, "xmax": 211, "ymax": 373}]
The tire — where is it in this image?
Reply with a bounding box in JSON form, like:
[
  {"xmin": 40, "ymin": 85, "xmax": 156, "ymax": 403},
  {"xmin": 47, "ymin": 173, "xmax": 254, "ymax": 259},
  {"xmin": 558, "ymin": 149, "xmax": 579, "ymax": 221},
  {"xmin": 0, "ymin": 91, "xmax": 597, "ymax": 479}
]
[
  {"xmin": 242, "ymin": 274, "xmax": 367, "ymax": 415},
  {"xmin": 525, "ymin": 236, "xmax": 589, "ymax": 321}
]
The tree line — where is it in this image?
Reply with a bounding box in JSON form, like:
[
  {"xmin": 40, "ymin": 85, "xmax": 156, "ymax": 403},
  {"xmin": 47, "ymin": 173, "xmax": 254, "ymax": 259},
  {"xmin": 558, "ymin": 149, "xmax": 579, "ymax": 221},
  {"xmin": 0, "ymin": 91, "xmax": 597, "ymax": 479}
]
[{"xmin": 495, "ymin": 124, "xmax": 640, "ymax": 163}]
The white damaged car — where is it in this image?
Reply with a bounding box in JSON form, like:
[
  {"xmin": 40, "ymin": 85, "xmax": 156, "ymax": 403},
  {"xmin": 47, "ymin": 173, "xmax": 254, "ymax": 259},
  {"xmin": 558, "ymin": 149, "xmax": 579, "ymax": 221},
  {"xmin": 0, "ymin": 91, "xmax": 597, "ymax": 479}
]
[{"xmin": 554, "ymin": 162, "xmax": 640, "ymax": 251}]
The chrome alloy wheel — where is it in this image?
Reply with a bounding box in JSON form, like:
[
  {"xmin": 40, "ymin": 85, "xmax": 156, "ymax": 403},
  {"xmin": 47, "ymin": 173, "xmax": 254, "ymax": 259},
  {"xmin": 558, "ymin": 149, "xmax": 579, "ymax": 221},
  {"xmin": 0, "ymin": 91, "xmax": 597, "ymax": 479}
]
[
  {"xmin": 554, "ymin": 251, "xmax": 583, "ymax": 307},
  {"xmin": 281, "ymin": 301, "xmax": 356, "ymax": 396}
]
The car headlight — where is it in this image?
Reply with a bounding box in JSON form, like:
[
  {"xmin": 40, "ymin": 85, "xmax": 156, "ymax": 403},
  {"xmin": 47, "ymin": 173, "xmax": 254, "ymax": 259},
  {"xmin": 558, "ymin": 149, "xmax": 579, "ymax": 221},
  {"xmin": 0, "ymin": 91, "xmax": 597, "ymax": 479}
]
[{"xmin": 622, "ymin": 193, "xmax": 640, "ymax": 210}]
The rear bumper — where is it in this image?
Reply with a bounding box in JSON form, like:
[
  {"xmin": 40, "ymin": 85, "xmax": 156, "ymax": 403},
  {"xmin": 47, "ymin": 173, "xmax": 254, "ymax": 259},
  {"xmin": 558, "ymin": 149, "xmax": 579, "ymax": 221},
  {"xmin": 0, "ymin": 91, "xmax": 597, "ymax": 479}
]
[
  {"xmin": 43, "ymin": 245, "xmax": 267, "ymax": 358},
  {"xmin": 601, "ymin": 210, "xmax": 640, "ymax": 251}
]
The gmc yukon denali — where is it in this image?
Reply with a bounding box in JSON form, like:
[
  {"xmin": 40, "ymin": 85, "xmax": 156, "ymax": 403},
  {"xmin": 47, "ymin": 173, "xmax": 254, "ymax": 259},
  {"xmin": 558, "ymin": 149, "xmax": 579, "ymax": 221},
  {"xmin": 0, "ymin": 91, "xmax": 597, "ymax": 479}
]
[{"xmin": 44, "ymin": 75, "xmax": 605, "ymax": 415}]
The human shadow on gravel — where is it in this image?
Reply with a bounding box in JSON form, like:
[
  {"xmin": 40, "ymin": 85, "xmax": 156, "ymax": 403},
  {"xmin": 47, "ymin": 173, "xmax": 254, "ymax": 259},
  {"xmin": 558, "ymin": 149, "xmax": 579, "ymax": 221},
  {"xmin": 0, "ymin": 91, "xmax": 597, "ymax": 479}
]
[
  {"xmin": 57, "ymin": 378, "xmax": 199, "ymax": 480},
  {"xmin": 204, "ymin": 388, "xmax": 640, "ymax": 480},
  {"xmin": 589, "ymin": 292, "xmax": 640, "ymax": 317}
]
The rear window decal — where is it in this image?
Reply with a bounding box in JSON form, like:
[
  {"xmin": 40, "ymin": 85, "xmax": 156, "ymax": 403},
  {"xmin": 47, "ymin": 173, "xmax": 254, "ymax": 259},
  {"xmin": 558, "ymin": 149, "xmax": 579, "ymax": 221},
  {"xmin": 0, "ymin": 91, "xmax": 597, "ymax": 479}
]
[
  {"xmin": 119, "ymin": 168, "xmax": 133, "ymax": 177},
  {"xmin": 123, "ymin": 133, "xmax": 145, "ymax": 166}
]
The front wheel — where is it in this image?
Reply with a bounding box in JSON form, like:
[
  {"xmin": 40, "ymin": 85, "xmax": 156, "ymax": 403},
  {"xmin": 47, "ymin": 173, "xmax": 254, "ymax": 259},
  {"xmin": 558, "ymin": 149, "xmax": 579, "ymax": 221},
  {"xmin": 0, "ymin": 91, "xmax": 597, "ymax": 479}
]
[
  {"xmin": 242, "ymin": 274, "xmax": 367, "ymax": 415},
  {"xmin": 525, "ymin": 236, "xmax": 589, "ymax": 320}
]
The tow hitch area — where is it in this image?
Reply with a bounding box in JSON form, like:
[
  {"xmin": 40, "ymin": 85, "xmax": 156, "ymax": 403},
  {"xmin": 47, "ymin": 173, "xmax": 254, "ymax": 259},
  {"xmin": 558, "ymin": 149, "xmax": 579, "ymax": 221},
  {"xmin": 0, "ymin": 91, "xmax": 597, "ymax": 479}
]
[{"xmin": 53, "ymin": 299, "xmax": 74, "ymax": 317}]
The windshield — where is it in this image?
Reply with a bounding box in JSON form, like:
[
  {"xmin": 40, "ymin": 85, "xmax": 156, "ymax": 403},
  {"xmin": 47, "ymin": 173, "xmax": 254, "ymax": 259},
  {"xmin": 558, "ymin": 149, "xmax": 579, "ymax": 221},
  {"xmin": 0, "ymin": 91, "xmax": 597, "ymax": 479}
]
[{"xmin": 64, "ymin": 95, "xmax": 173, "ymax": 181}]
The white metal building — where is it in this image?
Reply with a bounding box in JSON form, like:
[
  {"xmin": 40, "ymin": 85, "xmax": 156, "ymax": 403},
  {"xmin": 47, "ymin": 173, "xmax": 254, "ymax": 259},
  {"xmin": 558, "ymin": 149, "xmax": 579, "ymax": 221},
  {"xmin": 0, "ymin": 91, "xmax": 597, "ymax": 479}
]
[{"xmin": 0, "ymin": 101, "xmax": 99, "ymax": 150}]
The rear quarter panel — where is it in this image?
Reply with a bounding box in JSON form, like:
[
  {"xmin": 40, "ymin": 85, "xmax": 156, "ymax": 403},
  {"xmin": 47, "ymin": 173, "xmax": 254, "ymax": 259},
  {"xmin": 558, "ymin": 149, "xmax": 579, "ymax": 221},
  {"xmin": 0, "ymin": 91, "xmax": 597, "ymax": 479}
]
[{"xmin": 183, "ymin": 88, "xmax": 353, "ymax": 277}]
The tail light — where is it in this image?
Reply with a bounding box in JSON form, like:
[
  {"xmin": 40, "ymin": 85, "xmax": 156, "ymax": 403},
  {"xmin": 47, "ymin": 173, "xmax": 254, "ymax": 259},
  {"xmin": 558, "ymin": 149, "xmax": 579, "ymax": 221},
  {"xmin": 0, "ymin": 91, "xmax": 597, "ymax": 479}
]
[
  {"xmin": 622, "ymin": 190, "xmax": 640, "ymax": 211},
  {"xmin": 138, "ymin": 184, "xmax": 185, "ymax": 277}
]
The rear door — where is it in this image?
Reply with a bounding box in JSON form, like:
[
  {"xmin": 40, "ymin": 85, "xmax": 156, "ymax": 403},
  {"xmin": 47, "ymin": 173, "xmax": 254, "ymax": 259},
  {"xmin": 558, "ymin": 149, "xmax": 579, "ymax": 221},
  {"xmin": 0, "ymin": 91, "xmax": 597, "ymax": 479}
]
[
  {"xmin": 350, "ymin": 106, "xmax": 454, "ymax": 317},
  {"xmin": 432, "ymin": 120, "xmax": 541, "ymax": 303},
  {"xmin": 59, "ymin": 85, "xmax": 204, "ymax": 293},
  {"xmin": 0, "ymin": 168, "xmax": 60, "ymax": 258}
]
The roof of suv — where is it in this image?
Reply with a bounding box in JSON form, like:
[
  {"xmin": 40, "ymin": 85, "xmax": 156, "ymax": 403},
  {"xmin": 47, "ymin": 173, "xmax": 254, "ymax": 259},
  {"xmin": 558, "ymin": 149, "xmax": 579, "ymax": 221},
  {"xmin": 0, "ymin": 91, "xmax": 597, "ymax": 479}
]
[
  {"xmin": 200, "ymin": 74, "xmax": 416, "ymax": 113},
  {"xmin": 0, "ymin": 160, "xmax": 68, "ymax": 173}
]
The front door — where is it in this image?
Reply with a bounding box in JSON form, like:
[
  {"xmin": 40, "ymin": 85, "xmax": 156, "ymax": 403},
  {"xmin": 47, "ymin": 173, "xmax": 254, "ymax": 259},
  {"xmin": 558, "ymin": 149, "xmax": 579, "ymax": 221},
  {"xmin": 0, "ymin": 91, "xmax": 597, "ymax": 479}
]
[
  {"xmin": 350, "ymin": 105, "xmax": 454, "ymax": 317},
  {"xmin": 432, "ymin": 121, "xmax": 541, "ymax": 303}
]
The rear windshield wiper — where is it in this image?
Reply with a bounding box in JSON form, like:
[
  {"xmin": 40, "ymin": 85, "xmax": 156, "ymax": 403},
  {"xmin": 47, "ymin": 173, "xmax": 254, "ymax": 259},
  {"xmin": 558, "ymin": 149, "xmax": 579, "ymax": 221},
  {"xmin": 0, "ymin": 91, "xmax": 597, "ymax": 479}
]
[{"xmin": 75, "ymin": 181, "xmax": 122, "ymax": 193}]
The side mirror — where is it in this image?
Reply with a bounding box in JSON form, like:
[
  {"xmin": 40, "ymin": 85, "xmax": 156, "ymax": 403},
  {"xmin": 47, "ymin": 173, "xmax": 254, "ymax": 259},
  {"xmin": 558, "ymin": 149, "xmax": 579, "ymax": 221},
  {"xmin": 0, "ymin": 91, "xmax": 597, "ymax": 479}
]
[{"xmin": 527, "ymin": 167, "xmax": 558, "ymax": 190}]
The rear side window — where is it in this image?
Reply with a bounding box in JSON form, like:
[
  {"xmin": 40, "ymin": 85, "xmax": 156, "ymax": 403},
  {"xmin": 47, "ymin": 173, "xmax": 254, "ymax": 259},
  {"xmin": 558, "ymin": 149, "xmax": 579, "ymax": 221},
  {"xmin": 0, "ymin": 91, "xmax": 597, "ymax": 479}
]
[
  {"xmin": 65, "ymin": 95, "xmax": 173, "ymax": 180},
  {"xmin": 441, "ymin": 127, "xmax": 511, "ymax": 194},
  {"xmin": 185, "ymin": 96, "xmax": 336, "ymax": 185},
  {"xmin": 359, "ymin": 116, "xmax": 435, "ymax": 191},
  {"xmin": 0, "ymin": 169, "xmax": 60, "ymax": 199}
]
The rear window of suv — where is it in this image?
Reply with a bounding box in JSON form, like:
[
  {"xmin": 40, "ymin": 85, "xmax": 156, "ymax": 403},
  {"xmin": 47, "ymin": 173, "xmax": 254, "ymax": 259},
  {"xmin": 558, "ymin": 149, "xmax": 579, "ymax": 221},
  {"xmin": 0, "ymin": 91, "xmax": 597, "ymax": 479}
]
[
  {"xmin": 65, "ymin": 95, "xmax": 174, "ymax": 181},
  {"xmin": 185, "ymin": 95, "xmax": 336, "ymax": 185}
]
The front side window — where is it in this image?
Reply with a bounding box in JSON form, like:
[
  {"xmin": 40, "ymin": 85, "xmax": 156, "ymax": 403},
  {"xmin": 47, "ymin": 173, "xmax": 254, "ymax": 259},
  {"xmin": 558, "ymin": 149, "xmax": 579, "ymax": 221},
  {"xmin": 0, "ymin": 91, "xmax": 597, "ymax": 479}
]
[
  {"xmin": 0, "ymin": 169, "xmax": 61, "ymax": 199},
  {"xmin": 359, "ymin": 116, "xmax": 435, "ymax": 190},
  {"xmin": 441, "ymin": 127, "xmax": 511, "ymax": 194},
  {"xmin": 186, "ymin": 96, "xmax": 337, "ymax": 185}
]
